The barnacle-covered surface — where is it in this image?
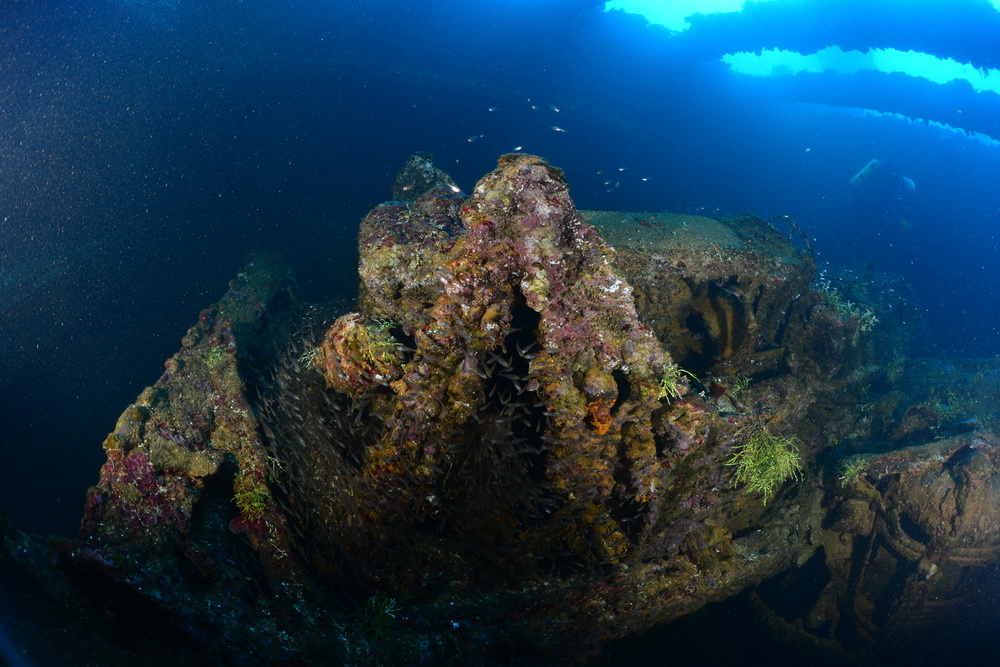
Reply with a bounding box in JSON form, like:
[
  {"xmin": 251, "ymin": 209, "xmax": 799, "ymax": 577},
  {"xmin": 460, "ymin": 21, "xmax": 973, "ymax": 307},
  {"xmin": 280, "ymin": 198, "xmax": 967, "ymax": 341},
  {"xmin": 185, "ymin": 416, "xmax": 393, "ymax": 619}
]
[{"xmin": 2, "ymin": 154, "xmax": 997, "ymax": 665}]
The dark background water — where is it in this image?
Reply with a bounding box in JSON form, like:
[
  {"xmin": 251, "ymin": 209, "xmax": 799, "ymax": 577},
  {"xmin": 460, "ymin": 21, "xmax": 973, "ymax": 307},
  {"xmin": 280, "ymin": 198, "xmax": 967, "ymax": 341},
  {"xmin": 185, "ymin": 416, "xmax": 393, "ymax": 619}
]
[{"xmin": 1, "ymin": 0, "xmax": 998, "ymax": 539}]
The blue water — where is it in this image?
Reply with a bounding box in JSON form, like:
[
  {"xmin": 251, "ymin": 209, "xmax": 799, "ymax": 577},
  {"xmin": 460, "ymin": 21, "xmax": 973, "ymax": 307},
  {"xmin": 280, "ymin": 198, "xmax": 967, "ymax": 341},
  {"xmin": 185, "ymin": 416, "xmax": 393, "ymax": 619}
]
[
  {"xmin": 0, "ymin": 619, "xmax": 31, "ymax": 667},
  {"xmin": 0, "ymin": 0, "xmax": 998, "ymax": 659}
]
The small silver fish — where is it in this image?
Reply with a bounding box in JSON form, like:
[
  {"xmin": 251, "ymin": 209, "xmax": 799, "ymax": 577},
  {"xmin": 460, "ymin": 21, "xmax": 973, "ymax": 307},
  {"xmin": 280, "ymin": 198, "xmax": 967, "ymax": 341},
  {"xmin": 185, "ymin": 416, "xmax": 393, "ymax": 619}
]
[{"xmin": 551, "ymin": 126, "xmax": 566, "ymax": 132}]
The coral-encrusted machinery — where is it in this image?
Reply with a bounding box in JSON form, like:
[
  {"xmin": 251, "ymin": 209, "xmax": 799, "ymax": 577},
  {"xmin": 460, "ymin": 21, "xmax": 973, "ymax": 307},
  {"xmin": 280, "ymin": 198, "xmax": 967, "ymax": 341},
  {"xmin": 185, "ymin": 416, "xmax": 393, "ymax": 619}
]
[{"xmin": 3, "ymin": 153, "xmax": 999, "ymax": 664}]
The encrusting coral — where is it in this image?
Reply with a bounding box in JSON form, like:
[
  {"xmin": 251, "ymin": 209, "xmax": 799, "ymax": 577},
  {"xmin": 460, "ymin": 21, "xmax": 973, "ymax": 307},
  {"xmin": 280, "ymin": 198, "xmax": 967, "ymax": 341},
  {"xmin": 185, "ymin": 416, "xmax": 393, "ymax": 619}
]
[
  {"xmin": 7, "ymin": 152, "xmax": 974, "ymax": 666},
  {"xmin": 247, "ymin": 154, "xmax": 851, "ymax": 656}
]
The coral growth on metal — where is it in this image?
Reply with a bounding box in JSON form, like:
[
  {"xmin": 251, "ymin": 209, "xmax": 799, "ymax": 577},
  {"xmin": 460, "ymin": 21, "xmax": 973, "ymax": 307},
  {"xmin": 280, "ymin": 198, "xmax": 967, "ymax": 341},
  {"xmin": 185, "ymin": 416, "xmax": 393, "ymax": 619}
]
[
  {"xmin": 79, "ymin": 252, "xmax": 304, "ymax": 588},
  {"xmin": 21, "ymin": 153, "xmax": 969, "ymax": 664},
  {"xmin": 248, "ymin": 153, "xmax": 842, "ymax": 657}
]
